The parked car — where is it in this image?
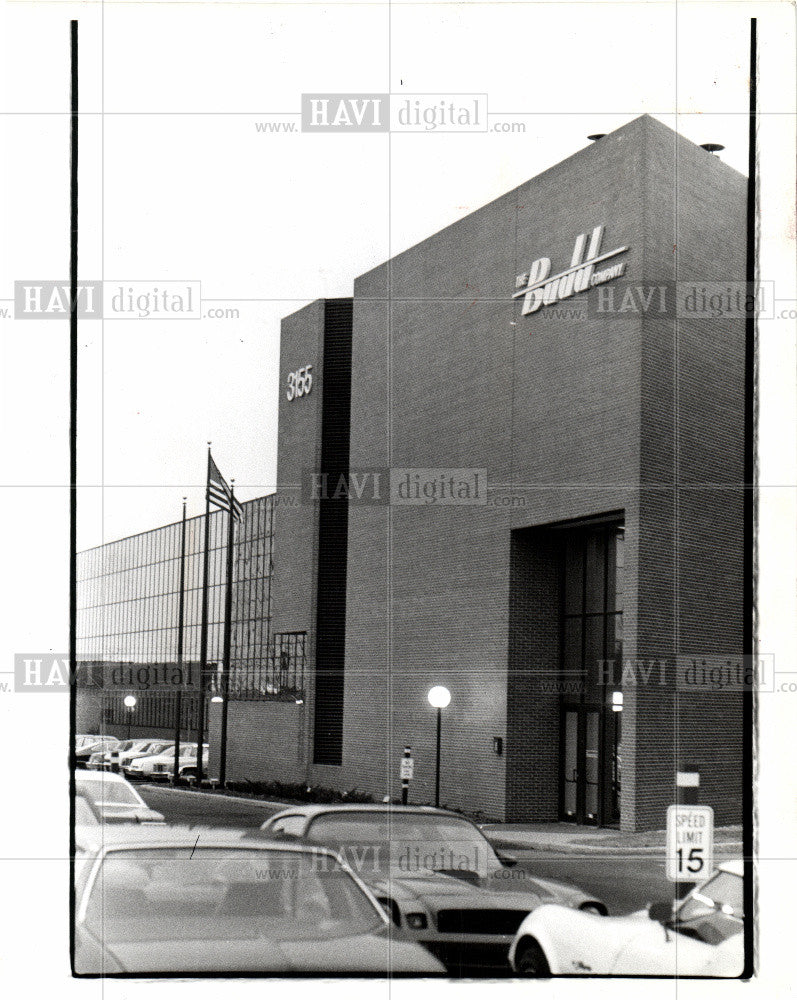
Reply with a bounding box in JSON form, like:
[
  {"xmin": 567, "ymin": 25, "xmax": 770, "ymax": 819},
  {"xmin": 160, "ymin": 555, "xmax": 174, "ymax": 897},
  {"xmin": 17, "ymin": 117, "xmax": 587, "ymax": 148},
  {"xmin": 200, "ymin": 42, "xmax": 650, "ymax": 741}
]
[
  {"xmin": 258, "ymin": 804, "xmax": 606, "ymax": 973},
  {"xmin": 120, "ymin": 741, "xmax": 174, "ymax": 777},
  {"xmin": 149, "ymin": 743, "xmax": 209, "ymax": 781},
  {"xmin": 86, "ymin": 750, "xmax": 106, "ymax": 771},
  {"xmin": 76, "ymin": 771, "xmax": 165, "ymax": 824},
  {"xmin": 75, "ymin": 737, "xmax": 120, "ymax": 769},
  {"xmin": 76, "ymin": 791, "xmax": 104, "ymax": 826},
  {"xmin": 508, "ymin": 860, "xmax": 744, "ymax": 977},
  {"xmin": 102, "ymin": 739, "xmax": 146, "ymax": 771},
  {"xmin": 86, "ymin": 739, "xmax": 138, "ymax": 771},
  {"xmin": 125, "ymin": 746, "xmax": 179, "ymax": 780},
  {"xmin": 76, "ymin": 734, "xmax": 116, "ymax": 750},
  {"xmin": 73, "ymin": 825, "xmax": 446, "ymax": 974}
]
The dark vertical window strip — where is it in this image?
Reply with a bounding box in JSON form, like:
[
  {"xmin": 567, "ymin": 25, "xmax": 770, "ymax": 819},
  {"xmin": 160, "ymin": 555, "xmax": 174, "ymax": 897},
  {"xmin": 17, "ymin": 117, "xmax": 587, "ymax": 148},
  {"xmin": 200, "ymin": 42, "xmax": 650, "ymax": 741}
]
[{"xmin": 313, "ymin": 299, "xmax": 353, "ymax": 765}]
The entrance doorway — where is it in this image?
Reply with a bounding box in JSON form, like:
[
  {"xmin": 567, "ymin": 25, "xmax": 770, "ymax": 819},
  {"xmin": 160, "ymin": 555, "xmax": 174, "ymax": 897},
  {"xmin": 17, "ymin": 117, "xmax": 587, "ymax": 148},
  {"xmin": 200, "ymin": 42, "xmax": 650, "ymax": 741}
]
[{"xmin": 558, "ymin": 523, "xmax": 623, "ymax": 826}]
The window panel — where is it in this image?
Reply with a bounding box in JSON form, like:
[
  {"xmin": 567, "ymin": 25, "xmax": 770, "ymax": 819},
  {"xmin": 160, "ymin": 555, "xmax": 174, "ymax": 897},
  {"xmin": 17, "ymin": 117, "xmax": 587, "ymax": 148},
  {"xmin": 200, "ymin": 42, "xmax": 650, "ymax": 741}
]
[
  {"xmin": 585, "ymin": 532, "xmax": 606, "ymax": 614},
  {"xmin": 564, "ymin": 538, "xmax": 583, "ymax": 614},
  {"xmin": 584, "ymin": 615, "xmax": 605, "ymax": 699},
  {"xmin": 607, "ymin": 612, "xmax": 623, "ymax": 665},
  {"xmin": 607, "ymin": 530, "xmax": 624, "ymax": 613},
  {"xmin": 562, "ymin": 618, "xmax": 582, "ymax": 677}
]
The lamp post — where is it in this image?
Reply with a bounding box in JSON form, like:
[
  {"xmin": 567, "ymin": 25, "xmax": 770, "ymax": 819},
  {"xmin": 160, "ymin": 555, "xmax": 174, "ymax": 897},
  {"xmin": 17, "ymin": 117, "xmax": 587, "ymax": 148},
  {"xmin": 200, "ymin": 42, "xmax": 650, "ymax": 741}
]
[
  {"xmin": 427, "ymin": 686, "xmax": 451, "ymax": 808},
  {"xmin": 123, "ymin": 695, "xmax": 137, "ymax": 740}
]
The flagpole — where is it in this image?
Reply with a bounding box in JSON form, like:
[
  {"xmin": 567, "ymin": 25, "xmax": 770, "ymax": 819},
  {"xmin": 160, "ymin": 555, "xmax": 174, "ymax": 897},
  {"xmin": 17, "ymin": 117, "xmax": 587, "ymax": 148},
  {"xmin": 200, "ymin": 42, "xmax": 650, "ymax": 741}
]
[
  {"xmin": 196, "ymin": 444, "xmax": 212, "ymax": 785},
  {"xmin": 172, "ymin": 498, "xmax": 187, "ymax": 786},
  {"xmin": 219, "ymin": 481, "xmax": 236, "ymax": 786}
]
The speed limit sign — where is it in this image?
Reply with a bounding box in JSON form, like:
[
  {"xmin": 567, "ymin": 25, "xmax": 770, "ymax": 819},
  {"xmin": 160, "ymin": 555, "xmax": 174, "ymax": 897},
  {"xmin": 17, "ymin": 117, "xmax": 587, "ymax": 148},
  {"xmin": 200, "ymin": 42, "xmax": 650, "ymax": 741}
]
[{"xmin": 666, "ymin": 804, "xmax": 714, "ymax": 882}]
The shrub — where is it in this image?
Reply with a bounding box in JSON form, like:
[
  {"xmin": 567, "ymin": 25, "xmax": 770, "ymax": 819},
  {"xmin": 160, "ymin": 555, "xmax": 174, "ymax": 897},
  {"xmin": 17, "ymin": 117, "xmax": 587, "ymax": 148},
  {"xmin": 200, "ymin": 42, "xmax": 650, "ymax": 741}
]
[{"xmin": 224, "ymin": 779, "xmax": 373, "ymax": 804}]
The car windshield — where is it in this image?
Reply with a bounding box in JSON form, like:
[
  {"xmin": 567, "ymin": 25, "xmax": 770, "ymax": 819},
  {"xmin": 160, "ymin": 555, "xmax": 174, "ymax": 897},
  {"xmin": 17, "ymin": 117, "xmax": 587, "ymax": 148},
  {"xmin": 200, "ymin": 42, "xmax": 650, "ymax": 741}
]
[
  {"xmin": 304, "ymin": 812, "xmax": 498, "ymax": 878},
  {"xmin": 85, "ymin": 782, "xmax": 141, "ymax": 806},
  {"xmin": 76, "ymin": 796, "xmax": 98, "ymax": 825},
  {"xmin": 82, "ymin": 849, "xmax": 384, "ymax": 943},
  {"xmin": 673, "ymin": 871, "xmax": 743, "ymax": 944}
]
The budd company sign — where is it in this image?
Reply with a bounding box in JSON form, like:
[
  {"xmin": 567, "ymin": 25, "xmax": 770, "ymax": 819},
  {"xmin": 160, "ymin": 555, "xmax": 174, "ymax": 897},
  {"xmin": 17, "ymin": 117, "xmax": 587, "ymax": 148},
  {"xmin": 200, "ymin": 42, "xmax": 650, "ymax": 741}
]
[{"xmin": 514, "ymin": 225, "xmax": 629, "ymax": 315}]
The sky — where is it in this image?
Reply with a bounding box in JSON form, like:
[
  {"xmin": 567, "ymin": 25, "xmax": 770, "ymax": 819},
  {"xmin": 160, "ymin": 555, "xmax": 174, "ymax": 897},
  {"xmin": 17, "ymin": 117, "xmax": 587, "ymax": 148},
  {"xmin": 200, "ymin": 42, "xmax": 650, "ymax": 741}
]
[{"xmin": 1, "ymin": 0, "xmax": 792, "ymax": 556}]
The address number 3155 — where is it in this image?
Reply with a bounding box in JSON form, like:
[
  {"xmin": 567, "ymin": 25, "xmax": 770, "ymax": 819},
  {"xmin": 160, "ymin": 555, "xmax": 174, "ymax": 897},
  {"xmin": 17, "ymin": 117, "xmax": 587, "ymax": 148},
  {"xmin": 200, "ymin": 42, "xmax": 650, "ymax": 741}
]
[{"xmin": 286, "ymin": 365, "xmax": 313, "ymax": 401}]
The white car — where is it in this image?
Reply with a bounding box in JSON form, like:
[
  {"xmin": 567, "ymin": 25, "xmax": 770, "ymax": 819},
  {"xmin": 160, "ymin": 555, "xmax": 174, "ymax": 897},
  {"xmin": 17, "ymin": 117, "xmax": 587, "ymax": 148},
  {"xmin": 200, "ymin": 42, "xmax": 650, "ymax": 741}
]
[
  {"xmin": 73, "ymin": 826, "xmax": 445, "ymax": 974},
  {"xmin": 75, "ymin": 771, "xmax": 165, "ymax": 824},
  {"xmin": 149, "ymin": 743, "xmax": 209, "ymax": 781},
  {"xmin": 118, "ymin": 739, "xmax": 174, "ymax": 772},
  {"xmin": 509, "ymin": 860, "xmax": 744, "ymax": 977},
  {"xmin": 75, "ymin": 736, "xmax": 120, "ymax": 769},
  {"xmin": 126, "ymin": 743, "xmax": 208, "ymax": 781},
  {"xmin": 87, "ymin": 738, "xmax": 142, "ymax": 771},
  {"xmin": 125, "ymin": 746, "xmax": 180, "ymax": 780}
]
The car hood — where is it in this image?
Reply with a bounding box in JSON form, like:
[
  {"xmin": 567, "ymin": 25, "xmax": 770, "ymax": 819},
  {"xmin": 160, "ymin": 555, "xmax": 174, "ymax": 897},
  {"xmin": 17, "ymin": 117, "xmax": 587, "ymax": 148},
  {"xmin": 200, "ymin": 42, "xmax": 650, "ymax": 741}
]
[
  {"xmin": 519, "ymin": 904, "xmax": 742, "ymax": 976},
  {"xmin": 519, "ymin": 905, "xmax": 650, "ymax": 973},
  {"xmin": 76, "ymin": 931, "xmax": 445, "ymax": 974},
  {"xmin": 361, "ymin": 867, "xmax": 567, "ymax": 909},
  {"xmin": 99, "ymin": 805, "xmax": 166, "ymax": 824}
]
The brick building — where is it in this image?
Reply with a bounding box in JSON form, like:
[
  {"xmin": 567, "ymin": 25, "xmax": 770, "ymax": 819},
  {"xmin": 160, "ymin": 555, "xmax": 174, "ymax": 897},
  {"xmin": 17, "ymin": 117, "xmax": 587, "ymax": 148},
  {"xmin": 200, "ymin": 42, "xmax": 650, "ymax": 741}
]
[{"xmin": 259, "ymin": 115, "xmax": 747, "ymax": 831}]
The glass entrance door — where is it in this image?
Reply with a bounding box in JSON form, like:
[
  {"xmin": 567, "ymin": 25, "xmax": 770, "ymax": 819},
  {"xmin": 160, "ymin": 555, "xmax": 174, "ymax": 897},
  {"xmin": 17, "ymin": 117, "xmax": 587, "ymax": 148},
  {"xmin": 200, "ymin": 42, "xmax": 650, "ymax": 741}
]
[
  {"xmin": 558, "ymin": 523, "xmax": 624, "ymax": 826},
  {"xmin": 561, "ymin": 706, "xmax": 601, "ymax": 825}
]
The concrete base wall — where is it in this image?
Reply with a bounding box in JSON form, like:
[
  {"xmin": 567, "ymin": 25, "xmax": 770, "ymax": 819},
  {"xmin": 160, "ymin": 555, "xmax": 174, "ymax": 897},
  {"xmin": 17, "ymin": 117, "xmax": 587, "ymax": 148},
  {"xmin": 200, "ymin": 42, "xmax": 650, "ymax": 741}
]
[{"xmin": 208, "ymin": 700, "xmax": 307, "ymax": 784}]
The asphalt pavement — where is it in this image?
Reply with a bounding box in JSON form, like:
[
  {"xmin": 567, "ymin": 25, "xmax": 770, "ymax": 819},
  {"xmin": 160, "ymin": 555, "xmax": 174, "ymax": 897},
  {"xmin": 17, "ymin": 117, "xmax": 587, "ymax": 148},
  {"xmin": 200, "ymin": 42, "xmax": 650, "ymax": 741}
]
[{"xmin": 137, "ymin": 783, "xmax": 676, "ymax": 915}]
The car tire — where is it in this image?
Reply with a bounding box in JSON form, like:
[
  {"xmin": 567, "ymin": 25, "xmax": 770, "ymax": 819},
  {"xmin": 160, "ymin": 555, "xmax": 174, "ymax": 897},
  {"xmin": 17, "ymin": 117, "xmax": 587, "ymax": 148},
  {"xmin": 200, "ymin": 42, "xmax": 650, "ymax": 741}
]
[{"xmin": 514, "ymin": 938, "xmax": 550, "ymax": 977}]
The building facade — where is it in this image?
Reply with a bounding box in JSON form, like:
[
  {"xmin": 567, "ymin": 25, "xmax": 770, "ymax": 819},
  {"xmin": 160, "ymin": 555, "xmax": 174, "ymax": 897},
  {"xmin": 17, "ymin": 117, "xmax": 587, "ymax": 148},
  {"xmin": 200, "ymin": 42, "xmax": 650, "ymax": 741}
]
[
  {"xmin": 267, "ymin": 115, "xmax": 747, "ymax": 830},
  {"xmin": 76, "ymin": 495, "xmax": 284, "ymax": 741}
]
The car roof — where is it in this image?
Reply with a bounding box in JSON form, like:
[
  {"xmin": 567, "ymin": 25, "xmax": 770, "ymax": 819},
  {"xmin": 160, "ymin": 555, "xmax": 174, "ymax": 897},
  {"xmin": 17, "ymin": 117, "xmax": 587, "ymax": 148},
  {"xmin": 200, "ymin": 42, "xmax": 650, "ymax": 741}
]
[
  {"xmin": 75, "ymin": 771, "xmax": 129, "ymax": 785},
  {"xmin": 717, "ymin": 860, "xmax": 743, "ymax": 877},
  {"xmin": 74, "ymin": 824, "xmax": 344, "ymax": 856},
  {"xmin": 268, "ymin": 803, "xmax": 470, "ymax": 820}
]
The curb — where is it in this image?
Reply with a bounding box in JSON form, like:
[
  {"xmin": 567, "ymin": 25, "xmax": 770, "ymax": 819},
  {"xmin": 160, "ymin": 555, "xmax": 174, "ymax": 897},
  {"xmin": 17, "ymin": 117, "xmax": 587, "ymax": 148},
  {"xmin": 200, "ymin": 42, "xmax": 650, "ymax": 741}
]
[
  {"xmin": 140, "ymin": 783, "xmax": 291, "ymax": 811},
  {"xmin": 482, "ymin": 829, "xmax": 744, "ymax": 857}
]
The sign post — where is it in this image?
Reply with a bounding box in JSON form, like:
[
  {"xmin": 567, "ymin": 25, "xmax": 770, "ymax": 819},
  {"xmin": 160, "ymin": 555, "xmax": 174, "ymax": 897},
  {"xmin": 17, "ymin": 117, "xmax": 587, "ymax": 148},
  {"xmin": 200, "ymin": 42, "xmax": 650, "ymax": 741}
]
[
  {"xmin": 400, "ymin": 746, "xmax": 414, "ymax": 804},
  {"xmin": 666, "ymin": 803, "xmax": 714, "ymax": 883}
]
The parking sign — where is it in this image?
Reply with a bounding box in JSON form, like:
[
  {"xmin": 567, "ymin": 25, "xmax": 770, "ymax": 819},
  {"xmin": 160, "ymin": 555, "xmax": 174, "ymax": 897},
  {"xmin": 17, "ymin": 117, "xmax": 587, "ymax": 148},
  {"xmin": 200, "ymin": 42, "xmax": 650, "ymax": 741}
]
[
  {"xmin": 666, "ymin": 804, "xmax": 714, "ymax": 882},
  {"xmin": 400, "ymin": 757, "xmax": 414, "ymax": 780}
]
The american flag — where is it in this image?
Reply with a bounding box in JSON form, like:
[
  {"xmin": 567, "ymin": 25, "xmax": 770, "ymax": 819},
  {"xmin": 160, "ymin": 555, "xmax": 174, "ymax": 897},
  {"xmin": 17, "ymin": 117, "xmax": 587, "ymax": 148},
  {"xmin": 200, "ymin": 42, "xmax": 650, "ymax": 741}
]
[{"xmin": 207, "ymin": 453, "xmax": 244, "ymax": 521}]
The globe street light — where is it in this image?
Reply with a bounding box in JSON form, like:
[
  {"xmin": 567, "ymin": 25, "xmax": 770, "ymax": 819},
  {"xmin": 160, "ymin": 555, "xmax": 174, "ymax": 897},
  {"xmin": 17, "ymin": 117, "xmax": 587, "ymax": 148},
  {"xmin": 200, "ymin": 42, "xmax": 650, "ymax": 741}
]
[
  {"xmin": 123, "ymin": 695, "xmax": 137, "ymax": 740},
  {"xmin": 427, "ymin": 686, "xmax": 451, "ymax": 808}
]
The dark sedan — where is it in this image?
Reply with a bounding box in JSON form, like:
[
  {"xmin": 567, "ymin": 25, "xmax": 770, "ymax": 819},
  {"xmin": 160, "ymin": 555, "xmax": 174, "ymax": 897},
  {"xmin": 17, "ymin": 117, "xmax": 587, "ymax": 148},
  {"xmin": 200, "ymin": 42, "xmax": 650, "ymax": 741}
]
[{"xmin": 259, "ymin": 804, "xmax": 606, "ymax": 974}]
